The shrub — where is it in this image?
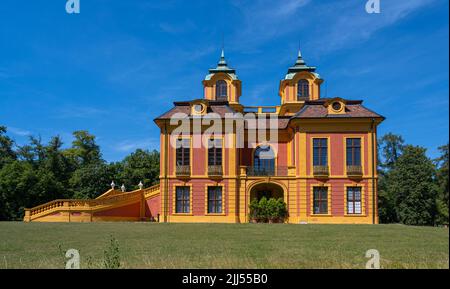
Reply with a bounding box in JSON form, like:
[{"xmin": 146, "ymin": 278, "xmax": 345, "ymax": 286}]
[
  {"xmin": 267, "ymin": 198, "xmax": 278, "ymax": 223},
  {"xmin": 103, "ymin": 235, "xmax": 121, "ymax": 269},
  {"xmin": 249, "ymin": 197, "xmax": 288, "ymax": 223},
  {"xmin": 258, "ymin": 197, "xmax": 269, "ymax": 223},
  {"xmin": 249, "ymin": 199, "xmax": 259, "ymax": 222},
  {"xmin": 275, "ymin": 198, "xmax": 288, "ymax": 221}
]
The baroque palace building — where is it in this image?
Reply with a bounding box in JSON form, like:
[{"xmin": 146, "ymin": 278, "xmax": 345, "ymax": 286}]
[{"xmin": 24, "ymin": 50, "xmax": 384, "ymax": 224}]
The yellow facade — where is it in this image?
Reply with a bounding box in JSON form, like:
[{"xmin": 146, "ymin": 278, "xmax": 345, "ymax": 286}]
[{"xmin": 25, "ymin": 49, "xmax": 384, "ymax": 225}]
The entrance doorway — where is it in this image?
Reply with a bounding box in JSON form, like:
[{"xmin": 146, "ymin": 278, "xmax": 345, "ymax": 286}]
[{"xmin": 250, "ymin": 183, "xmax": 284, "ymax": 201}]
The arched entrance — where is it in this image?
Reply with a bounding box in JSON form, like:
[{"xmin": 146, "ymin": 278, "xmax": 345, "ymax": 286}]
[{"xmin": 250, "ymin": 182, "xmax": 284, "ymax": 201}]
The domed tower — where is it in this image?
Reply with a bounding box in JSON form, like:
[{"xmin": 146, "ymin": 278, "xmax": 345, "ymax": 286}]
[
  {"xmin": 279, "ymin": 50, "xmax": 323, "ymax": 114},
  {"xmin": 202, "ymin": 50, "xmax": 242, "ymax": 107}
]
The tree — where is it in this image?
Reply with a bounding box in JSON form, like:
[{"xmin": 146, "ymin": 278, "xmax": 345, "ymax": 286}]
[
  {"xmin": 69, "ymin": 163, "xmax": 118, "ymax": 199},
  {"xmin": 379, "ymin": 133, "xmax": 404, "ymax": 169},
  {"xmin": 17, "ymin": 136, "xmax": 71, "ymax": 199},
  {"xmin": 30, "ymin": 168, "xmax": 67, "ymax": 204},
  {"xmin": 43, "ymin": 136, "xmax": 76, "ymax": 185},
  {"xmin": 378, "ymin": 175, "xmax": 398, "ymax": 223},
  {"xmin": 0, "ymin": 161, "xmax": 37, "ymax": 220},
  {"xmin": 65, "ymin": 130, "xmax": 102, "ymax": 166},
  {"xmin": 0, "ymin": 127, "xmax": 164, "ymax": 220},
  {"xmin": 0, "ymin": 126, "xmax": 16, "ymax": 168},
  {"xmin": 16, "ymin": 143, "xmax": 36, "ymax": 163},
  {"xmin": 435, "ymin": 144, "xmax": 449, "ymax": 225},
  {"xmin": 388, "ymin": 145, "xmax": 438, "ymax": 226},
  {"xmin": 377, "ymin": 133, "xmax": 405, "ymax": 223},
  {"xmin": 117, "ymin": 149, "xmax": 160, "ymax": 190}
]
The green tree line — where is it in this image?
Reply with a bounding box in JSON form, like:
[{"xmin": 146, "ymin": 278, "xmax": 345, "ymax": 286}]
[
  {"xmin": 0, "ymin": 126, "xmax": 159, "ymax": 220},
  {"xmin": 0, "ymin": 126, "xmax": 448, "ymax": 225},
  {"xmin": 378, "ymin": 133, "xmax": 448, "ymax": 226}
]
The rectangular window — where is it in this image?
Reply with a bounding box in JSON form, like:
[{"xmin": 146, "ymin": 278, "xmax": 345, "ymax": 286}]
[
  {"xmin": 347, "ymin": 187, "xmax": 362, "ymax": 214},
  {"xmin": 313, "ymin": 187, "xmax": 328, "ymax": 214},
  {"xmin": 346, "ymin": 138, "xmax": 361, "ymax": 166},
  {"xmin": 175, "ymin": 186, "xmax": 190, "ymax": 213},
  {"xmin": 176, "ymin": 138, "xmax": 190, "ymax": 166},
  {"xmin": 208, "ymin": 139, "xmax": 222, "ymax": 166},
  {"xmin": 313, "ymin": 138, "xmax": 328, "ymax": 166},
  {"xmin": 207, "ymin": 186, "xmax": 223, "ymax": 214}
]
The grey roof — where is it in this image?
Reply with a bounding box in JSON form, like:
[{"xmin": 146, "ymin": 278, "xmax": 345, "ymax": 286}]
[
  {"xmin": 154, "ymin": 100, "xmax": 237, "ymax": 120},
  {"xmin": 292, "ymin": 99, "xmax": 385, "ymax": 119},
  {"xmin": 155, "ymin": 98, "xmax": 385, "ymax": 126},
  {"xmin": 284, "ymin": 50, "xmax": 321, "ymax": 80},
  {"xmin": 204, "ymin": 49, "xmax": 239, "ymax": 81}
]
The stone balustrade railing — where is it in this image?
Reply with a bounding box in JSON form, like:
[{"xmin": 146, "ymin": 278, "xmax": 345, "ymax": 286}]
[
  {"xmin": 243, "ymin": 105, "xmax": 280, "ymax": 114},
  {"xmin": 144, "ymin": 184, "xmax": 160, "ymax": 198},
  {"xmin": 25, "ymin": 186, "xmax": 160, "ymax": 219},
  {"xmin": 239, "ymin": 165, "xmax": 296, "ymax": 177},
  {"xmin": 28, "ymin": 200, "xmax": 66, "ymax": 217}
]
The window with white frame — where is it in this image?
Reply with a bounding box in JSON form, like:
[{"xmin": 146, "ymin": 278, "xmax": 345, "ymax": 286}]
[{"xmin": 347, "ymin": 187, "xmax": 362, "ymax": 214}]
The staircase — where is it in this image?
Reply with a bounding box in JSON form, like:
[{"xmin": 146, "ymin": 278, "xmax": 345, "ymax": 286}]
[{"xmin": 23, "ymin": 184, "xmax": 161, "ymax": 223}]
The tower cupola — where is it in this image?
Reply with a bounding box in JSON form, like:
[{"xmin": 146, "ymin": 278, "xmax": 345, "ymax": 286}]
[
  {"xmin": 203, "ymin": 49, "xmax": 242, "ymax": 104},
  {"xmin": 286, "ymin": 50, "xmax": 317, "ymax": 75},
  {"xmin": 279, "ymin": 50, "xmax": 323, "ymax": 104}
]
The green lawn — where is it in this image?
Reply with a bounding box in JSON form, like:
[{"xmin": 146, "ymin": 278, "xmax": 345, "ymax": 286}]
[{"xmin": 0, "ymin": 222, "xmax": 448, "ymax": 269}]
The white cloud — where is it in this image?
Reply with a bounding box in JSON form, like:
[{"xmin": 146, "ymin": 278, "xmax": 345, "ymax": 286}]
[
  {"xmin": 230, "ymin": 0, "xmax": 312, "ymax": 48},
  {"xmin": 311, "ymin": 0, "xmax": 438, "ymax": 52},
  {"xmin": 229, "ymin": 0, "xmax": 437, "ymax": 54},
  {"xmin": 114, "ymin": 138, "xmax": 158, "ymax": 152},
  {"xmin": 275, "ymin": 0, "xmax": 312, "ymax": 16},
  {"xmin": 57, "ymin": 106, "xmax": 108, "ymax": 119},
  {"xmin": 8, "ymin": 127, "xmax": 31, "ymax": 137}
]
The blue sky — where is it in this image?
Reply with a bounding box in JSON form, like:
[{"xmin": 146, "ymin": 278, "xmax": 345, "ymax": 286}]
[{"xmin": 0, "ymin": 0, "xmax": 448, "ymax": 161}]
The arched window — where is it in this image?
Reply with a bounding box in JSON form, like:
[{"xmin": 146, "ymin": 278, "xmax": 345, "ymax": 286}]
[
  {"xmin": 253, "ymin": 145, "xmax": 275, "ymax": 175},
  {"xmin": 216, "ymin": 80, "xmax": 228, "ymax": 101},
  {"xmin": 297, "ymin": 79, "xmax": 309, "ymax": 99}
]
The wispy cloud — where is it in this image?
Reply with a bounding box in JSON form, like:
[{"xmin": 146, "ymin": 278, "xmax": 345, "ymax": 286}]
[
  {"xmin": 8, "ymin": 126, "xmax": 31, "ymax": 137},
  {"xmin": 311, "ymin": 0, "xmax": 438, "ymax": 53},
  {"xmin": 230, "ymin": 0, "xmax": 312, "ymax": 49},
  {"xmin": 56, "ymin": 106, "xmax": 108, "ymax": 119},
  {"xmin": 114, "ymin": 138, "xmax": 158, "ymax": 153},
  {"xmin": 107, "ymin": 43, "xmax": 216, "ymax": 84},
  {"xmin": 229, "ymin": 0, "xmax": 437, "ymax": 54}
]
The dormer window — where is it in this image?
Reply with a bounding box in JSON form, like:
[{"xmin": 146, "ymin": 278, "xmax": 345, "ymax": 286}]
[
  {"xmin": 216, "ymin": 80, "xmax": 228, "ymax": 101},
  {"xmin": 297, "ymin": 80, "xmax": 309, "ymax": 100},
  {"xmin": 326, "ymin": 98, "xmax": 346, "ymax": 115}
]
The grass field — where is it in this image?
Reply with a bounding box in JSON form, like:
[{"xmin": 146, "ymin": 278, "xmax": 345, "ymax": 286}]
[{"xmin": 0, "ymin": 222, "xmax": 448, "ymax": 269}]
